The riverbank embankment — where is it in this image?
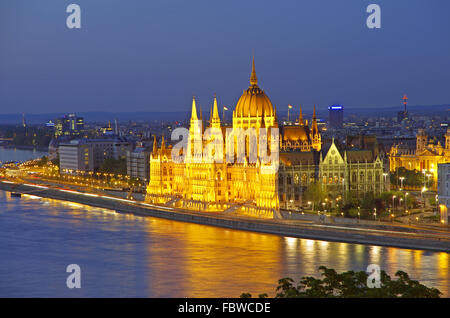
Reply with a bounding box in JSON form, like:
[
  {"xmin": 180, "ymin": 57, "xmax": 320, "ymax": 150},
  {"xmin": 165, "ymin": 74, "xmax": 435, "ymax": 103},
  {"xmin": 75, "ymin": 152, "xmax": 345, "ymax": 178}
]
[{"xmin": 1, "ymin": 180, "xmax": 449, "ymax": 252}]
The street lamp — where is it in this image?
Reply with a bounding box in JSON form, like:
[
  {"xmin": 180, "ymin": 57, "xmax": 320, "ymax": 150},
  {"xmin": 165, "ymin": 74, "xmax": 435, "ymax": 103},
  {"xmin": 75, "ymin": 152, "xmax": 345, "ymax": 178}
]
[
  {"xmin": 405, "ymin": 192, "xmax": 409, "ymax": 213},
  {"xmin": 421, "ymin": 186, "xmax": 427, "ymax": 213},
  {"xmin": 392, "ymin": 195, "xmax": 396, "ymax": 214},
  {"xmin": 399, "ymin": 198, "xmax": 403, "ymax": 214},
  {"xmin": 399, "ymin": 176, "xmax": 405, "ymax": 190},
  {"xmin": 435, "ymin": 194, "xmax": 439, "ymax": 216},
  {"xmin": 383, "ymin": 172, "xmax": 388, "ymax": 186}
]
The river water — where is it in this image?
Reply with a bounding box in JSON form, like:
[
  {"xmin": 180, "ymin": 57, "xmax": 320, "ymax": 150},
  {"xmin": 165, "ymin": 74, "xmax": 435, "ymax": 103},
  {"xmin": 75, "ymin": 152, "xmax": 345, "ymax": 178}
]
[{"xmin": 0, "ymin": 148, "xmax": 448, "ymax": 297}]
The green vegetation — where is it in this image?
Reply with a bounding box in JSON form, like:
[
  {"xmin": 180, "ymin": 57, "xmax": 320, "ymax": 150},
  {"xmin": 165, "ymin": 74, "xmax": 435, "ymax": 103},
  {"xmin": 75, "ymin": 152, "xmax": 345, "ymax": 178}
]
[
  {"xmin": 391, "ymin": 167, "xmax": 434, "ymax": 189},
  {"xmin": 335, "ymin": 190, "xmax": 418, "ymax": 219},
  {"xmin": 240, "ymin": 266, "xmax": 441, "ymax": 298},
  {"xmin": 98, "ymin": 158, "xmax": 127, "ymax": 175},
  {"xmin": 303, "ymin": 181, "xmax": 327, "ymax": 208}
]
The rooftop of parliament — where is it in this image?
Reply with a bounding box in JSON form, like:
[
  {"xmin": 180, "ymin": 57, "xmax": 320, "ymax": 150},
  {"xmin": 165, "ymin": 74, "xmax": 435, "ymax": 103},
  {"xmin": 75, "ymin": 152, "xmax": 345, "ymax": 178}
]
[{"xmin": 145, "ymin": 59, "xmax": 391, "ymax": 217}]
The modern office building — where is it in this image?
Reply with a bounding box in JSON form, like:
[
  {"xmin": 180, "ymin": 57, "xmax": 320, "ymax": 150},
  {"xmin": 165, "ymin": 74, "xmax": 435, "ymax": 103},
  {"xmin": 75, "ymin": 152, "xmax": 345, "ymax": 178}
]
[
  {"xmin": 437, "ymin": 163, "xmax": 450, "ymax": 225},
  {"xmin": 54, "ymin": 114, "xmax": 84, "ymax": 137},
  {"xmin": 328, "ymin": 105, "xmax": 343, "ymax": 129},
  {"xmin": 59, "ymin": 140, "xmax": 94, "ymax": 172},
  {"xmin": 59, "ymin": 138, "xmax": 133, "ymax": 173}
]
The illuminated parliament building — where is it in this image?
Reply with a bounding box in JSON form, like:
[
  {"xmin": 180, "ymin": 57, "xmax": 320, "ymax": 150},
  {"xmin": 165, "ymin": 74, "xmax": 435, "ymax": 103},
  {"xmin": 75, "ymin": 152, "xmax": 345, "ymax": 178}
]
[
  {"xmin": 146, "ymin": 59, "xmax": 281, "ymax": 216},
  {"xmin": 146, "ymin": 59, "xmax": 386, "ymax": 215}
]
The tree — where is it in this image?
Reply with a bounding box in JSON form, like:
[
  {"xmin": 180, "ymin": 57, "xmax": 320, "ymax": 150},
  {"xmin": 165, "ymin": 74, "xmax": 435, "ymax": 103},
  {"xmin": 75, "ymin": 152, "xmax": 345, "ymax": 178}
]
[
  {"xmin": 36, "ymin": 156, "xmax": 48, "ymax": 167},
  {"xmin": 98, "ymin": 158, "xmax": 126, "ymax": 175},
  {"xmin": 240, "ymin": 266, "xmax": 441, "ymax": 298},
  {"xmin": 303, "ymin": 181, "xmax": 327, "ymax": 208},
  {"xmin": 391, "ymin": 167, "xmax": 431, "ymax": 189}
]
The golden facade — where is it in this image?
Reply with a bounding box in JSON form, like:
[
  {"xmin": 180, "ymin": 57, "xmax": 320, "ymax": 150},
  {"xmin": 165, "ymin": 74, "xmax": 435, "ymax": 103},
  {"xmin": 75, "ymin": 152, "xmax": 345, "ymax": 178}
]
[
  {"xmin": 281, "ymin": 105, "xmax": 321, "ymax": 152},
  {"xmin": 390, "ymin": 128, "xmax": 450, "ymax": 183},
  {"xmin": 146, "ymin": 59, "xmax": 280, "ymax": 216}
]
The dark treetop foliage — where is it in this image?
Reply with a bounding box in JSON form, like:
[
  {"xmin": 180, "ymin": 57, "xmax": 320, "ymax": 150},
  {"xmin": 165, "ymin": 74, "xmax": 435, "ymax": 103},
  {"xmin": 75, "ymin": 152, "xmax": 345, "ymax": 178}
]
[{"xmin": 240, "ymin": 266, "xmax": 441, "ymax": 298}]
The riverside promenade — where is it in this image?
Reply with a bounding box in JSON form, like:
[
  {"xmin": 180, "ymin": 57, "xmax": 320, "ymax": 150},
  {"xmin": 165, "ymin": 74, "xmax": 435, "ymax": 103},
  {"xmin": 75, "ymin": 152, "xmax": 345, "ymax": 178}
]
[{"xmin": 1, "ymin": 180, "xmax": 449, "ymax": 253}]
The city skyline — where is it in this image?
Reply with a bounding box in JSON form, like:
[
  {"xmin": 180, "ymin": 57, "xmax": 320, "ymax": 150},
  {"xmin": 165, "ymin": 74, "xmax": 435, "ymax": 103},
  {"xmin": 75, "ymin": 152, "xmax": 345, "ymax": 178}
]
[{"xmin": 1, "ymin": 0, "xmax": 450, "ymax": 114}]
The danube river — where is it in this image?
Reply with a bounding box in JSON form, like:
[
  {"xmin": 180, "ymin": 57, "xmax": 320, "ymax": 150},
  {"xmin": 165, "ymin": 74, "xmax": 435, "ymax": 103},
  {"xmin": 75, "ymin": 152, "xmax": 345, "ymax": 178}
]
[
  {"xmin": 0, "ymin": 191, "xmax": 449, "ymax": 297},
  {"xmin": 0, "ymin": 149, "xmax": 449, "ymax": 297},
  {"xmin": 0, "ymin": 147, "xmax": 47, "ymax": 163}
]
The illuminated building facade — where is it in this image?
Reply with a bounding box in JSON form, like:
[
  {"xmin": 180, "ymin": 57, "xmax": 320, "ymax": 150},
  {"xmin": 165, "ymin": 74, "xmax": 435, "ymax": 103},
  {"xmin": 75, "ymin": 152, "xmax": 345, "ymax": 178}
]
[
  {"xmin": 54, "ymin": 114, "xmax": 84, "ymax": 137},
  {"xmin": 389, "ymin": 128, "xmax": 450, "ymax": 185},
  {"xmin": 126, "ymin": 147, "xmax": 151, "ymax": 182},
  {"xmin": 146, "ymin": 59, "xmax": 280, "ymax": 216},
  {"xmin": 59, "ymin": 138, "xmax": 132, "ymax": 173},
  {"xmin": 279, "ymin": 139, "xmax": 385, "ymax": 209},
  {"xmin": 281, "ymin": 105, "xmax": 321, "ymax": 152}
]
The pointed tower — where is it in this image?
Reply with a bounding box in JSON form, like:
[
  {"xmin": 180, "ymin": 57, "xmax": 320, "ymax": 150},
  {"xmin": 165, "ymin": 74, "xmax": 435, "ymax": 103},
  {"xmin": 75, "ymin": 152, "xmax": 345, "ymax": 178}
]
[
  {"xmin": 298, "ymin": 105, "xmax": 304, "ymax": 126},
  {"xmin": 211, "ymin": 94, "xmax": 221, "ymax": 129},
  {"xmin": 189, "ymin": 96, "xmax": 202, "ymax": 159},
  {"xmin": 310, "ymin": 105, "xmax": 321, "ymax": 151},
  {"xmin": 190, "ymin": 96, "xmax": 198, "ymax": 121},
  {"xmin": 152, "ymin": 135, "xmax": 158, "ymax": 156},
  {"xmin": 209, "ymin": 105, "xmax": 213, "ymax": 126},
  {"xmin": 161, "ymin": 135, "xmax": 166, "ymax": 154},
  {"xmin": 311, "ymin": 105, "xmax": 318, "ymax": 134},
  {"xmin": 250, "ymin": 55, "xmax": 258, "ymax": 86}
]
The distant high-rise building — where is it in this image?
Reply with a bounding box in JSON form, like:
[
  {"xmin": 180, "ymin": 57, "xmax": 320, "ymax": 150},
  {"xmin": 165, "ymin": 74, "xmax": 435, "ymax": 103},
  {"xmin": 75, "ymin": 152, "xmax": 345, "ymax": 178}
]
[
  {"xmin": 54, "ymin": 113, "xmax": 84, "ymax": 137},
  {"xmin": 397, "ymin": 94, "xmax": 409, "ymax": 122},
  {"xmin": 328, "ymin": 105, "xmax": 343, "ymax": 128}
]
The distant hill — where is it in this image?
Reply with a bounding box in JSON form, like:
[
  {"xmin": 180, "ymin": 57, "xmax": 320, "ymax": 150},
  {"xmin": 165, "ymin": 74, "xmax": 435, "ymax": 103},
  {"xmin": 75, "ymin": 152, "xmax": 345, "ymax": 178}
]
[{"xmin": 0, "ymin": 104, "xmax": 448, "ymax": 125}]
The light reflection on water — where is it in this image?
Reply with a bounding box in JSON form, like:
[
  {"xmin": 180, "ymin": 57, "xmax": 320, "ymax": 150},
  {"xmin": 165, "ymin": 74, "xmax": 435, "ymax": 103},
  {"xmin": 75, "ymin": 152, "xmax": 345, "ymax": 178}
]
[{"xmin": 0, "ymin": 191, "xmax": 448, "ymax": 297}]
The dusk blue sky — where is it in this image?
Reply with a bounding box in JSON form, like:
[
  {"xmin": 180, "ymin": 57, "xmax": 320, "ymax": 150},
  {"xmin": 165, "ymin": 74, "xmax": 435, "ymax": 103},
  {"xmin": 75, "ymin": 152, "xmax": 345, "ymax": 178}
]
[{"xmin": 1, "ymin": 0, "xmax": 449, "ymax": 115}]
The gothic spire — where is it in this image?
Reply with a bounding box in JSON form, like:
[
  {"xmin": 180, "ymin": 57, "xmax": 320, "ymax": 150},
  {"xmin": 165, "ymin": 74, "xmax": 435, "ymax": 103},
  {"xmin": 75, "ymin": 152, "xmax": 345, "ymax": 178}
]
[
  {"xmin": 250, "ymin": 55, "xmax": 258, "ymax": 86},
  {"xmin": 299, "ymin": 105, "xmax": 304, "ymax": 126},
  {"xmin": 190, "ymin": 96, "xmax": 198, "ymax": 121}
]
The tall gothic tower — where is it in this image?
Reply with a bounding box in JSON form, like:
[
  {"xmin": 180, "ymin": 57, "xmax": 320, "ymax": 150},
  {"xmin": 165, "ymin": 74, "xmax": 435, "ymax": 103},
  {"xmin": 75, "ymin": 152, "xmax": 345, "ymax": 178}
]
[{"xmin": 310, "ymin": 105, "xmax": 321, "ymax": 151}]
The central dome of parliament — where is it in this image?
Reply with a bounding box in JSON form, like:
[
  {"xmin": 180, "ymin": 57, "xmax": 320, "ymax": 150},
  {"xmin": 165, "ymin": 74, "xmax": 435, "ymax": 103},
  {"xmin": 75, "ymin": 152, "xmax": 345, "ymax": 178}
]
[{"xmin": 234, "ymin": 58, "xmax": 275, "ymax": 118}]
